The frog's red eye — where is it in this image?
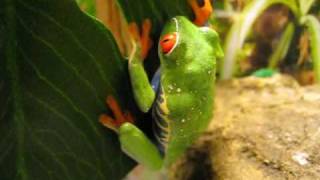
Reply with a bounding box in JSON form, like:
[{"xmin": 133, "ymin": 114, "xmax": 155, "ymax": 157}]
[{"xmin": 160, "ymin": 33, "xmax": 177, "ymax": 54}]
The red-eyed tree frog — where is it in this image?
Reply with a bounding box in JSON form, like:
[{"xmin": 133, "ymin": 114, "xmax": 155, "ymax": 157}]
[{"xmin": 99, "ymin": 0, "xmax": 223, "ymax": 171}]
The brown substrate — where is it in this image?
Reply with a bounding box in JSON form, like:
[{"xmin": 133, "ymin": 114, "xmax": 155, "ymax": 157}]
[{"xmin": 171, "ymin": 75, "xmax": 320, "ymax": 180}]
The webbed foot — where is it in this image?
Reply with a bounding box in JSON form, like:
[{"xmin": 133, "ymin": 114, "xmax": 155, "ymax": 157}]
[
  {"xmin": 188, "ymin": 0, "xmax": 213, "ymax": 26},
  {"xmin": 99, "ymin": 96, "xmax": 134, "ymax": 133},
  {"xmin": 128, "ymin": 19, "xmax": 153, "ymax": 59}
]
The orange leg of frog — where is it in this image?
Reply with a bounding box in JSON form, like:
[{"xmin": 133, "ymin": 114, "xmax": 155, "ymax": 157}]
[
  {"xmin": 99, "ymin": 96, "xmax": 134, "ymax": 133},
  {"xmin": 128, "ymin": 19, "xmax": 153, "ymax": 59},
  {"xmin": 189, "ymin": 0, "xmax": 213, "ymax": 26}
]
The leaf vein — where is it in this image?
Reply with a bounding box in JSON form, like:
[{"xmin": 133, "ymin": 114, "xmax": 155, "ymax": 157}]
[
  {"xmin": 17, "ymin": 22, "xmax": 101, "ymax": 138},
  {"xmin": 34, "ymin": 130, "xmax": 106, "ymax": 179},
  {"xmin": 29, "ymin": 152, "xmax": 54, "ymax": 180},
  {"xmin": 17, "ymin": 0, "xmax": 117, "ymax": 94},
  {"xmin": 0, "ymin": 134, "xmax": 14, "ymax": 165},
  {"xmin": 29, "ymin": 129, "xmax": 73, "ymax": 180},
  {"xmin": 25, "ymin": 92, "xmax": 102, "ymax": 168}
]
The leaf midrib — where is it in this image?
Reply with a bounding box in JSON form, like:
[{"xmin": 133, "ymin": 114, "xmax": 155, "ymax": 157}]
[{"xmin": 5, "ymin": 0, "xmax": 28, "ymax": 179}]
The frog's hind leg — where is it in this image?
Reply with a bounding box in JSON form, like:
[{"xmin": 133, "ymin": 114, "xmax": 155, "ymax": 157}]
[
  {"xmin": 188, "ymin": 0, "xmax": 213, "ymax": 26},
  {"xmin": 99, "ymin": 96, "xmax": 163, "ymax": 170},
  {"xmin": 119, "ymin": 123, "xmax": 163, "ymax": 170}
]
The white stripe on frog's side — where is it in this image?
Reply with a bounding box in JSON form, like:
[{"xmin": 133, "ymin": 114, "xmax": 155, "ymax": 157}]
[{"xmin": 164, "ymin": 17, "xmax": 180, "ymax": 56}]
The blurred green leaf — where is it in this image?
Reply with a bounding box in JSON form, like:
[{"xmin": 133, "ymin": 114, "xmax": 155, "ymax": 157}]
[
  {"xmin": 268, "ymin": 22, "xmax": 295, "ymax": 68},
  {"xmin": 301, "ymin": 15, "xmax": 320, "ymax": 82},
  {"xmin": 298, "ymin": 0, "xmax": 315, "ymax": 15},
  {"xmin": 116, "ymin": 0, "xmax": 193, "ymax": 26},
  {"xmin": 221, "ymin": 0, "xmax": 299, "ymax": 79},
  {"xmin": 1, "ymin": 0, "xmax": 136, "ymax": 179}
]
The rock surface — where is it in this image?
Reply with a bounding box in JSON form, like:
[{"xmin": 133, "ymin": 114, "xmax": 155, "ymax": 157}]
[{"xmin": 171, "ymin": 75, "xmax": 320, "ymax": 180}]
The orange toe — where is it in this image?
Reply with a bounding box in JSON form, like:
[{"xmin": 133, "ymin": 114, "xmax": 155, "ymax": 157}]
[
  {"xmin": 100, "ymin": 95, "xmax": 135, "ymax": 132},
  {"xmin": 189, "ymin": 0, "xmax": 213, "ymax": 26},
  {"xmin": 128, "ymin": 22, "xmax": 140, "ymax": 42},
  {"xmin": 141, "ymin": 19, "xmax": 153, "ymax": 59},
  {"xmin": 99, "ymin": 114, "xmax": 119, "ymax": 132},
  {"xmin": 106, "ymin": 96, "xmax": 127, "ymax": 124},
  {"xmin": 128, "ymin": 19, "xmax": 153, "ymax": 60}
]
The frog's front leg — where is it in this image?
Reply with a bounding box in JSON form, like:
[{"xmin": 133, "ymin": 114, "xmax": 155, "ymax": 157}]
[
  {"xmin": 128, "ymin": 19, "xmax": 155, "ymax": 112},
  {"xmin": 100, "ymin": 96, "xmax": 163, "ymax": 170}
]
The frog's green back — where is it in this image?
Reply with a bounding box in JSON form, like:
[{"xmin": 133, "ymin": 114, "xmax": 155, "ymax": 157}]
[{"xmin": 157, "ymin": 16, "xmax": 223, "ymax": 167}]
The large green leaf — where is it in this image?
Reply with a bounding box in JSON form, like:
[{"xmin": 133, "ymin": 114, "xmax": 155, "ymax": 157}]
[
  {"xmin": 77, "ymin": 0, "xmax": 195, "ymax": 33},
  {"xmin": 1, "ymin": 0, "xmax": 137, "ymax": 179},
  {"xmin": 117, "ymin": 0, "xmax": 193, "ymax": 25}
]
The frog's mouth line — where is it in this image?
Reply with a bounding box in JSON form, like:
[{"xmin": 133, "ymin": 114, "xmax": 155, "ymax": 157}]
[{"xmin": 165, "ymin": 18, "xmax": 180, "ymax": 56}]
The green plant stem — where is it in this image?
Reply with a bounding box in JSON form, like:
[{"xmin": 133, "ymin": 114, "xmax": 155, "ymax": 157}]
[
  {"xmin": 268, "ymin": 22, "xmax": 295, "ymax": 69},
  {"xmin": 221, "ymin": 0, "xmax": 299, "ymax": 79},
  {"xmin": 301, "ymin": 15, "xmax": 320, "ymax": 82}
]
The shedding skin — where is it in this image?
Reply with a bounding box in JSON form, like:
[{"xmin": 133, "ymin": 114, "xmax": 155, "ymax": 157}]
[
  {"xmin": 99, "ymin": 96, "xmax": 134, "ymax": 133},
  {"xmin": 128, "ymin": 19, "xmax": 153, "ymax": 59},
  {"xmin": 188, "ymin": 0, "xmax": 213, "ymax": 26}
]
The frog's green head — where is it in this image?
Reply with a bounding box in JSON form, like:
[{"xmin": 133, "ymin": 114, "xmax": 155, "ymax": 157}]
[{"xmin": 158, "ymin": 16, "xmax": 223, "ymax": 67}]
